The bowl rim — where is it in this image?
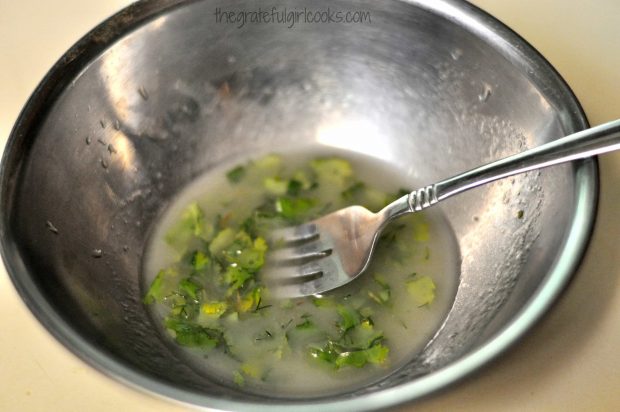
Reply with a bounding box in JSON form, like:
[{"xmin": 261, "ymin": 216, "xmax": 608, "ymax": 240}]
[{"xmin": 0, "ymin": 0, "xmax": 597, "ymax": 410}]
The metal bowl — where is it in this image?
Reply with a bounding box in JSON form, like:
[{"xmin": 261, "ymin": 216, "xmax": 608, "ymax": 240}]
[{"xmin": 0, "ymin": 0, "xmax": 596, "ymax": 410}]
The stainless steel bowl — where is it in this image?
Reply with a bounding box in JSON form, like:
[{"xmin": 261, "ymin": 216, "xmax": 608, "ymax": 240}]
[{"xmin": 0, "ymin": 0, "xmax": 596, "ymax": 410}]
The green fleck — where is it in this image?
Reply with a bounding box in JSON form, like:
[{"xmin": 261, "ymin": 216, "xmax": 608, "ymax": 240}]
[
  {"xmin": 412, "ymin": 220, "xmax": 430, "ymax": 242},
  {"xmin": 337, "ymin": 305, "xmax": 361, "ymax": 333},
  {"xmin": 368, "ymin": 275, "xmax": 391, "ymax": 305},
  {"xmin": 309, "ymin": 340, "xmax": 340, "ymax": 365},
  {"xmin": 143, "ymin": 271, "xmax": 165, "ymax": 304},
  {"xmin": 406, "ymin": 275, "xmax": 436, "ymax": 306},
  {"xmin": 310, "ymin": 337, "xmax": 389, "ymax": 369},
  {"xmin": 517, "ymin": 210, "xmax": 524, "ymax": 219},
  {"xmin": 341, "ymin": 180, "xmax": 391, "ymax": 211},
  {"xmin": 292, "ymin": 170, "xmax": 314, "ymax": 190},
  {"xmin": 253, "ymin": 297, "xmax": 272, "ymax": 312},
  {"xmin": 264, "ymin": 177, "xmax": 289, "ymax": 195},
  {"xmin": 275, "ymin": 197, "xmax": 317, "ymax": 220},
  {"xmin": 201, "ymin": 301, "xmax": 228, "ymax": 317},
  {"xmin": 364, "ymin": 342, "xmax": 389, "ymax": 364},
  {"xmin": 226, "ymin": 165, "xmax": 246, "ymax": 183},
  {"xmin": 240, "ymin": 363, "xmax": 261, "ymax": 378},
  {"xmin": 335, "ymin": 350, "xmax": 368, "ymax": 368},
  {"xmin": 224, "ymin": 266, "xmax": 252, "ymax": 292},
  {"xmin": 233, "ymin": 371, "xmax": 245, "ymax": 386},
  {"xmin": 254, "ymin": 154, "xmax": 283, "ymax": 175},
  {"xmin": 165, "ymin": 319, "xmax": 224, "ymax": 348},
  {"xmin": 190, "ymin": 250, "xmax": 210, "ymax": 271},
  {"xmin": 209, "ymin": 228, "xmax": 236, "ymax": 255},
  {"xmin": 312, "ymin": 297, "xmax": 336, "ymax": 308},
  {"xmin": 341, "ymin": 181, "xmax": 365, "ymax": 201},
  {"xmin": 222, "ymin": 233, "xmax": 268, "ymax": 272},
  {"xmin": 310, "ymin": 158, "xmax": 353, "ymax": 186},
  {"xmin": 296, "ymin": 314, "xmax": 314, "ymax": 330},
  {"xmin": 179, "ymin": 278, "xmax": 201, "ymax": 300},
  {"xmin": 143, "ymin": 268, "xmax": 179, "ymax": 304},
  {"xmin": 286, "ymin": 179, "xmax": 303, "ymax": 196},
  {"xmin": 165, "ymin": 203, "xmax": 211, "ymax": 252},
  {"xmin": 237, "ymin": 287, "xmax": 262, "ymax": 313}
]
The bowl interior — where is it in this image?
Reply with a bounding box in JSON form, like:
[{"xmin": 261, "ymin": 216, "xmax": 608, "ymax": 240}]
[{"xmin": 1, "ymin": 0, "xmax": 594, "ymax": 409}]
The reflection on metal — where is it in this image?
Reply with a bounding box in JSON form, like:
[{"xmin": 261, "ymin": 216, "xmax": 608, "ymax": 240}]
[{"xmin": 316, "ymin": 117, "xmax": 390, "ymax": 160}]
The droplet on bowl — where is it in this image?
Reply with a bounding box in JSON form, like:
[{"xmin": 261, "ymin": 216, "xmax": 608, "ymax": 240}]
[
  {"xmin": 45, "ymin": 220, "xmax": 59, "ymax": 234},
  {"xmin": 85, "ymin": 136, "xmax": 92, "ymax": 145},
  {"xmin": 138, "ymin": 86, "xmax": 149, "ymax": 101},
  {"xmin": 91, "ymin": 249, "xmax": 103, "ymax": 258},
  {"xmin": 478, "ymin": 83, "xmax": 492, "ymax": 102}
]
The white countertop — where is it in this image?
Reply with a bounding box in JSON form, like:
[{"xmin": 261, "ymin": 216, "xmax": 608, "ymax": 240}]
[{"xmin": 1, "ymin": 1, "xmax": 619, "ymax": 410}]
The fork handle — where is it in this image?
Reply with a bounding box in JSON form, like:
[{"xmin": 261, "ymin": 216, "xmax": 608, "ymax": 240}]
[{"xmin": 383, "ymin": 119, "xmax": 620, "ymax": 218}]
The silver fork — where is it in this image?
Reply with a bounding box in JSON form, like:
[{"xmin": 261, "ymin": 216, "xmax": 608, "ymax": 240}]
[{"xmin": 263, "ymin": 119, "xmax": 620, "ymax": 298}]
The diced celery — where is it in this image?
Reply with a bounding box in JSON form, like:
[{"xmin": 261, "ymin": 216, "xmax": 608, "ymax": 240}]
[
  {"xmin": 209, "ymin": 228, "xmax": 236, "ymax": 255},
  {"xmin": 264, "ymin": 177, "xmax": 289, "ymax": 195},
  {"xmin": 165, "ymin": 202, "xmax": 212, "ymax": 252},
  {"xmin": 190, "ymin": 250, "xmax": 210, "ymax": 271},
  {"xmin": 292, "ymin": 170, "xmax": 314, "ymax": 190},
  {"xmin": 310, "ymin": 158, "xmax": 353, "ymax": 186},
  {"xmin": 406, "ymin": 275, "xmax": 436, "ymax": 306},
  {"xmin": 143, "ymin": 267, "xmax": 179, "ymax": 304},
  {"xmin": 237, "ymin": 287, "xmax": 262, "ymax": 313},
  {"xmin": 224, "ymin": 266, "xmax": 252, "ymax": 292},
  {"xmin": 201, "ymin": 301, "xmax": 228, "ymax": 317},
  {"xmin": 179, "ymin": 278, "xmax": 201, "ymax": 300},
  {"xmin": 253, "ymin": 154, "xmax": 283, "ymax": 176}
]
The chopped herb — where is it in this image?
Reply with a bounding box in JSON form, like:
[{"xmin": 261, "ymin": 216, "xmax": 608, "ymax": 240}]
[
  {"xmin": 295, "ymin": 316, "xmax": 314, "ymax": 330},
  {"xmin": 264, "ymin": 177, "xmax": 289, "ymax": 195},
  {"xmin": 190, "ymin": 250, "xmax": 210, "ymax": 271},
  {"xmin": 164, "ymin": 319, "xmax": 225, "ymax": 348},
  {"xmin": 337, "ymin": 305, "xmax": 361, "ymax": 333},
  {"xmin": 179, "ymin": 278, "xmax": 201, "ymax": 300},
  {"xmin": 226, "ymin": 165, "xmax": 246, "ymax": 183},
  {"xmin": 253, "ymin": 297, "xmax": 272, "ymax": 312},
  {"xmin": 341, "ymin": 181, "xmax": 366, "ymax": 201},
  {"xmin": 286, "ymin": 179, "xmax": 303, "ymax": 196},
  {"xmin": 144, "ymin": 153, "xmax": 446, "ymax": 390},
  {"xmin": 310, "ymin": 158, "xmax": 353, "ymax": 186},
  {"xmin": 224, "ymin": 266, "xmax": 252, "ymax": 292},
  {"xmin": 165, "ymin": 203, "xmax": 212, "ymax": 252},
  {"xmin": 275, "ymin": 197, "xmax": 317, "ymax": 220}
]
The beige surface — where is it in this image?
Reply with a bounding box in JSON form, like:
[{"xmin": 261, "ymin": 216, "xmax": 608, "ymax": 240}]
[{"xmin": 1, "ymin": 0, "xmax": 619, "ymax": 411}]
